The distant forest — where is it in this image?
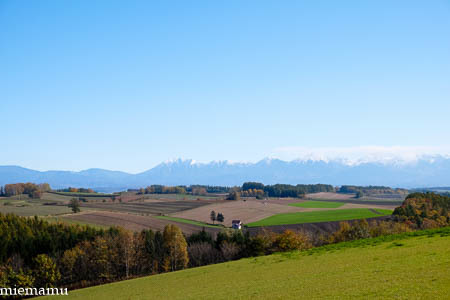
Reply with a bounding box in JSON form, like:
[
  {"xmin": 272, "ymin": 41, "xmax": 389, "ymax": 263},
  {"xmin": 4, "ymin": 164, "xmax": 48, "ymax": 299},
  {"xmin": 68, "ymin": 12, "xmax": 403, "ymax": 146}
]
[
  {"xmin": 134, "ymin": 185, "xmax": 232, "ymax": 195},
  {"xmin": 241, "ymin": 182, "xmax": 334, "ymax": 198},
  {"xmin": 132, "ymin": 183, "xmax": 335, "ymax": 199},
  {"xmin": 338, "ymin": 185, "xmax": 409, "ymax": 197},
  {"xmin": 0, "ymin": 183, "xmax": 51, "ymax": 199}
]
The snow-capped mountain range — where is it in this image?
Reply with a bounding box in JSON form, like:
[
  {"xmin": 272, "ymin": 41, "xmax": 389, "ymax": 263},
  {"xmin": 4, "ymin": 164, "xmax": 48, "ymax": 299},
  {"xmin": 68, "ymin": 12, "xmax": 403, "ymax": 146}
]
[{"xmin": 1, "ymin": 156, "xmax": 450, "ymax": 192}]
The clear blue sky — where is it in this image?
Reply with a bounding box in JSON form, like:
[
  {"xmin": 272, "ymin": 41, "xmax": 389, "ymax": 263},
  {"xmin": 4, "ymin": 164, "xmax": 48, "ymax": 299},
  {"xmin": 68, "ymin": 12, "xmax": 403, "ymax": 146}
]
[{"xmin": 1, "ymin": 0, "xmax": 449, "ymax": 173}]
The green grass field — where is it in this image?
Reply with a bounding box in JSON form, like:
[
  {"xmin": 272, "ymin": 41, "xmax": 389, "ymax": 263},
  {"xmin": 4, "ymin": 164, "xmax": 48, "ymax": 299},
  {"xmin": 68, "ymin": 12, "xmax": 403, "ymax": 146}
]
[
  {"xmin": 288, "ymin": 200, "xmax": 344, "ymax": 208},
  {"xmin": 156, "ymin": 216, "xmax": 222, "ymax": 228},
  {"xmin": 40, "ymin": 227, "xmax": 450, "ymax": 299},
  {"xmin": 247, "ymin": 208, "xmax": 392, "ymax": 227}
]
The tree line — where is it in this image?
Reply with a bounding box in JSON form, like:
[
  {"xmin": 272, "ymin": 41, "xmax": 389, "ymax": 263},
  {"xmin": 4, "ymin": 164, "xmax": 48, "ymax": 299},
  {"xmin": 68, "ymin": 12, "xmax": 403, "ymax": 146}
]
[
  {"xmin": 241, "ymin": 182, "xmax": 335, "ymax": 198},
  {"xmin": 0, "ymin": 214, "xmax": 191, "ymax": 292},
  {"xmin": 137, "ymin": 185, "xmax": 186, "ymax": 195},
  {"xmin": 135, "ymin": 184, "xmax": 232, "ymax": 195},
  {"xmin": 56, "ymin": 187, "xmax": 96, "ymax": 193},
  {"xmin": 338, "ymin": 185, "xmax": 409, "ymax": 196},
  {"xmin": 0, "ymin": 183, "xmax": 51, "ymax": 199},
  {"xmin": 133, "ymin": 183, "xmax": 335, "ymax": 199}
]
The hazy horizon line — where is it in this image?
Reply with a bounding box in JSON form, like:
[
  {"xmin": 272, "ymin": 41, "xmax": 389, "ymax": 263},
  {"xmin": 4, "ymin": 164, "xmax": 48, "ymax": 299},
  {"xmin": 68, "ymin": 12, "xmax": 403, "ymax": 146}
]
[{"xmin": 2, "ymin": 145, "xmax": 450, "ymax": 174}]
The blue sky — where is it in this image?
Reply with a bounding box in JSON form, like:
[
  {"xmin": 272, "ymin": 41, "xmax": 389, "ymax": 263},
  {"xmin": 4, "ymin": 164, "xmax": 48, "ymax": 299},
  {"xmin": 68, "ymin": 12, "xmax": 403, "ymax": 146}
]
[{"xmin": 1, "ymin": 0, "xmax": 450, "ymax": 173}]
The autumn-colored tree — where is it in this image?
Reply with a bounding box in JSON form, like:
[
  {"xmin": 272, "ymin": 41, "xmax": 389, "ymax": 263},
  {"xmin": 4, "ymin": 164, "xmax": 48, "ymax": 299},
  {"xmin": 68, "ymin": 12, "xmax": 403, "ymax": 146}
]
[
  {"xmin": 226, "ymin": 190, "xmax": 241, "ymax": 200},
  {"xmin": 272, "ymin": 230, "xmax": 311, "ymax": 252},
  {"xmin": 393, "ymin": 192, "xmax": 450, "ymax": 228},
  {"xmin": 33, "ymin": 254, "xmax": 61, "ymax": 288},
  {"xmin": 162, "ymin": 225, "xmax": 189, "ymax": 272},
  {"xmin": 0, "ymin": 265, "xmax": 34, "ymax": 296},
  {"xmin": 330, "ymin": 220, "xmax": 370, "ymax": 243},
  {"xmin": 5, "ymin": 184, "xmax": 24, "ymax": 196},
  {"xmin": 59, "ymin": 246, "xmax": 86, "ymax": 284},
  {"xmin": 108, "ymin": 228, "xmax": 136, "ymax": 279},
  {"xmin": 39, "ymin": 183, "xmax": 51, "ymax": 192},
  {"xmin": 32, "ymin": 190, "xmax": 42, "ymax": 199}
]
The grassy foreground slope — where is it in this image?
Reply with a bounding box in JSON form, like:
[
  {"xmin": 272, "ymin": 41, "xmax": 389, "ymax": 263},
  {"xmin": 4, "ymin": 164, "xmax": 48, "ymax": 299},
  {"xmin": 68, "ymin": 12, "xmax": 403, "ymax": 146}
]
[
  {"xmin": 247, "ymin": 208, "xmax": 392, "ymax": 227},
  {"xmin": 42, "ymin": 228, "xmax": 450, "ymax": 300}
]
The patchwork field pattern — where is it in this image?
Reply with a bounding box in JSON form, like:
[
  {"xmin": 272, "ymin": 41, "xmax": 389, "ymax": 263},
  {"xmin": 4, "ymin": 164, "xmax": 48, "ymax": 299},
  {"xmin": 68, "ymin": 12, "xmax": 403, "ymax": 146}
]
[
  {"xmin": 172, "ymin": 200, "xmax": 314, "ymax": 226},
  {"xmin": 64, "ymin": 211, "xmax": 221, "ymax": 235}
]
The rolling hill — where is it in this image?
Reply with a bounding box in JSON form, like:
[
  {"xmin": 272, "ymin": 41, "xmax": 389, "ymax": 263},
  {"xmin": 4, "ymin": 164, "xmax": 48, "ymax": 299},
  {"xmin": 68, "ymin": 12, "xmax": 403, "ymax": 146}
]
[
  {"xmin": 2, "ymin": 156, "xmax": 450, "ymax": 191},
  {"xmin": 39, "ymin": 227, "xmax": 450, "ymax": 299}
]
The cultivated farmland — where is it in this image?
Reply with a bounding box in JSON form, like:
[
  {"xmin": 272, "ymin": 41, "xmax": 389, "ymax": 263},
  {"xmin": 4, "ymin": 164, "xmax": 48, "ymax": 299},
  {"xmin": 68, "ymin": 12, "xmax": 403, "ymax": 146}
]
[
  {"xmin": 82, "ymin": 200, "xmax": 208, "ymax": 215},
  {"xmin": 0, "ymin": 191, "xmax": 398, "ymax": 233},
  {"xmin": 307, "ymin": 192, "xmax": 405, "ymax": 205},
  {"xmin": 172, "ymin": 199, "xmax": 312, "ymax": 226},
  {"xmin": 63, "ymin": 211, "xmax": 221, "ymax": 235},
  {"xmin": 247, "ymin": 208, "xmax": 393, "ymax": 227},
  {"xmin": 289, "ymin": 200, "xmax": 345, "ymax": 208}
]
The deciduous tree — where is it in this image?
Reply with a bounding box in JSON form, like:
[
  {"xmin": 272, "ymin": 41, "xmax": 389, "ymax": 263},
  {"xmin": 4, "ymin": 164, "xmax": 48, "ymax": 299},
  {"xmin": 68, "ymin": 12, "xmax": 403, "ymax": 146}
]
[
  {"xmin": 162, "ymin": 225, "xmax": 189, "ymax": 272},
  {"xmin": 68, "ymin": 198, "xmax": 81, "ymax": 213}
]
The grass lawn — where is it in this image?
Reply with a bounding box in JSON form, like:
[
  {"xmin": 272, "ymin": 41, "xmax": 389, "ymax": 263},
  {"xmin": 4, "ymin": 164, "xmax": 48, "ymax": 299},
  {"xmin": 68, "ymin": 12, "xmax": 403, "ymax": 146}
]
[
  {"xmin": 247, "ymin": 208, "xmax": 392, "ymax": 227},
  {"xmin": 156, "ymin": 215, "xmax": 223, "ymax": 228},
  {"xmin": 40, "ymin": 227, "xmax": 450, "ymax": 300},
  {"xmin": 288, "ymin": 200, "xmax": 344, "ymax": 208}
]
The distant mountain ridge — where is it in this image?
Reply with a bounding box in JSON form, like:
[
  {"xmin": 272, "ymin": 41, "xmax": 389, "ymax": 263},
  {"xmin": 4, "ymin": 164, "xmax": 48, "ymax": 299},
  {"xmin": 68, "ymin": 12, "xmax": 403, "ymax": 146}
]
[{"xmin": 1, "ymin": 157, "xmax": 450, "ymax": 192}]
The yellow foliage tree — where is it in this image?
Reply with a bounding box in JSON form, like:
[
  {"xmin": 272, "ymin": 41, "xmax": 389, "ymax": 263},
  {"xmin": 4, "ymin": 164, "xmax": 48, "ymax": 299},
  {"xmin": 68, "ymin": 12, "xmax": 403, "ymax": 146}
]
[{"xmin": 162, "ymin": 224, "xmax": 189, "ymax": 272}]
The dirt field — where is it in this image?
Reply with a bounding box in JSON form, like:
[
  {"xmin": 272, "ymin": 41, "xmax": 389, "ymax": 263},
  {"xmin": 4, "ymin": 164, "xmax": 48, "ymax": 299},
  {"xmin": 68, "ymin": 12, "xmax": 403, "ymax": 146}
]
[
  {"xmin": 339, "ymin": 203, "xmax": 397, "ymax": 211},
  {"xmin": 306, "ymin": 192, "xmax": 356, "ymax": 200},
  {"xmin": 171, "ymin": 198, "xmax": 397, "ymax": 226},
  {"xmin": 262, "ymin": 197, "xmax": 308, "ymax": 205},
  {"xmin": 172, "ymin": 199, "xmax": 318, "ymax": 226},
  {"xmin": 143, "ymin": 193, "xmax": 224, "ymax": 202},
  {"xmin": 64, "ymin": 211, "xmax": 221, "ymax": 235},
  {"xmin": 82, "ymin": 200, "xmax": 209, "ymax": 215},
  {"xmin": 307, "ymin": 192, "xmax": 405, "ymax": 204}
]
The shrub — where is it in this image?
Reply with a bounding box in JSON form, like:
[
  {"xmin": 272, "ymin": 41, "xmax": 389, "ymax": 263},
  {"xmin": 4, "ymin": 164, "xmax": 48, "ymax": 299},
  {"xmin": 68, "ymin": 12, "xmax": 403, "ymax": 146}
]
[
  {"xmin": 330, "ymin": 219, "xmax": 370, "ymax": 243},
  {"xmin": 272, "ymin": 230, "xmax": 311, "ymax": 252}
]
